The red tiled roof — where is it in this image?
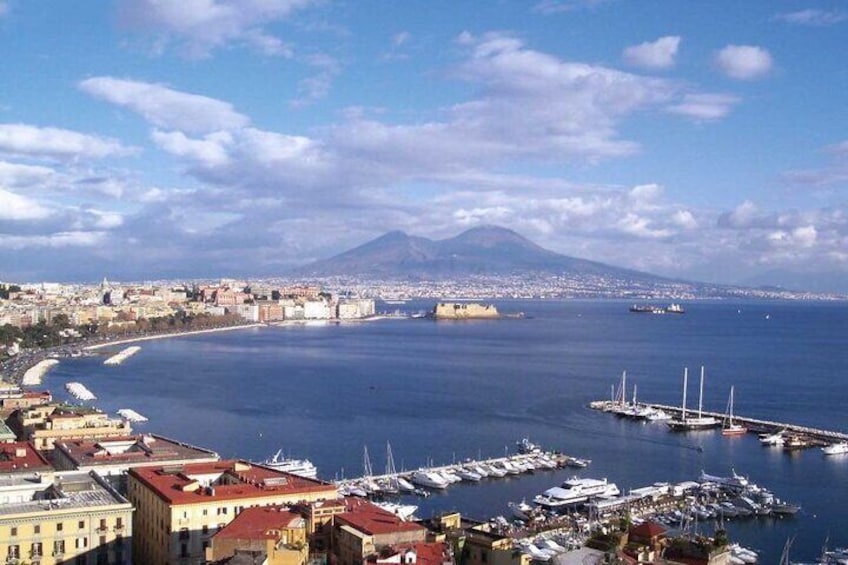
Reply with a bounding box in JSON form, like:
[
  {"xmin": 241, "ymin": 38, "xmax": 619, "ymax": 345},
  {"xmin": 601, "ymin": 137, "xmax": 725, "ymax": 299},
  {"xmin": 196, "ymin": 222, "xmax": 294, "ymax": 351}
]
[
  {"xmin": 0, "ymin": 441, "xmax": 52, "ymax": 473},
  {"xmin": 630, "ymin": 520, "xmax": 666, "ymax": 539},
  {"xmin": 336, "ymin": 498, "xmax": 426, "ymax": 537},
  {"xmin": 55, "ymin": 434, "xmax": 217, "ymax": 466},
  {"xmin": 369, "ymin": 542, "xmax": 449, "ymax": 565},
  {"xmin": 129, "ymin": 460, "xmax": 338, "ymax": 505},
  {"xmin": 213, "ymin": 505, "xmax": 304, "ymax": 540}
]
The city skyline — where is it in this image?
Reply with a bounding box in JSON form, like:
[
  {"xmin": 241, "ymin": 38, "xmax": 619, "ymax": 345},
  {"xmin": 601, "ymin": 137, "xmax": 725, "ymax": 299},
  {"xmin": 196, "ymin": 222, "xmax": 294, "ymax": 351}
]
[{"xmin": 1, "ymin": 1, "xmax": 847, "ymax": 291}]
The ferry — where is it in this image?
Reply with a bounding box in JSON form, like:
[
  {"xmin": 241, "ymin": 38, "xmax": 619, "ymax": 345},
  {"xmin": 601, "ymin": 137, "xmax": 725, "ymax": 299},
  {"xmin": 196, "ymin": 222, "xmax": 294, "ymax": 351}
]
[
  {"xmin": 258, "ymin": 449, "xmax": 318, "ymax": 479},
  {"xmin": 533, "ymin": 477, "xmax": 619, "ymax": 508}
]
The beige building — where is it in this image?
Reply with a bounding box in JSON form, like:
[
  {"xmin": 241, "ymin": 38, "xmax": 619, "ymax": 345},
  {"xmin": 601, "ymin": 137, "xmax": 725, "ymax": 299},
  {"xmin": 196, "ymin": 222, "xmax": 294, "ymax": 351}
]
[
  {"xmin": 0, "ymin": 471, "xmax": 133, "ymax": 565},
  {"xmin": 206, "ymin": 505, "xmax": 308, "ymax": 565},
  {"xmin": 332, "ymin": 498, "xmax": 428, "ymax": 565},
  {"xmin": 11, "ymin": 404, "xmax": 131, "ymax": 451},
  {"xmin": 128, "ymin": 460, "xmax": 339, "ymax": 565}
]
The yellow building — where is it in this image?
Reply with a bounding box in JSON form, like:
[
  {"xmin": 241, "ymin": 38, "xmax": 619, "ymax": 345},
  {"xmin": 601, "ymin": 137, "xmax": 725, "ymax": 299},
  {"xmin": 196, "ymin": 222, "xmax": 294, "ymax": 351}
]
[
  {"xmin": 127, "ymin": 460, "xmax": 339, "ymax": 565},
  {"xmin": 11, "ymin": 404, "xmax": 131, "ymax": 450},
  {"xmin": 206, "ymin": 505, "xmax": 308, "ymax": 565},
  {"xmin": 0, "ymin": 471, "xmax": 133, "ymax": 565}
]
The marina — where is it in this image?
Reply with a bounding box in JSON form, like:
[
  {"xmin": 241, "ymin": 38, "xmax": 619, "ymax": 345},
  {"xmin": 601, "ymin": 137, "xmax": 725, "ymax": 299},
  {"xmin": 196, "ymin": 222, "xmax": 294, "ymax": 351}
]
[{"xmin": 103, "ymin": 345, "xmax": 141, "ymax": 365}]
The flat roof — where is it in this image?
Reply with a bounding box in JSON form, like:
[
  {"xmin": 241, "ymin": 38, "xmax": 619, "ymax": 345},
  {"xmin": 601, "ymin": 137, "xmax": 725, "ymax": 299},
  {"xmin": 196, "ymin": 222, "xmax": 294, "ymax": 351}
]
[
  {"xmin": 0, "ymin": 472, "xmax": 129, "ymax": 517},
  {"xmin": 55, "ymin": 434, "xmax": 219, "ymax": 468},
  {"xmin": 129, "ymin": 460, "xmax": 338, "ymax": 505}
]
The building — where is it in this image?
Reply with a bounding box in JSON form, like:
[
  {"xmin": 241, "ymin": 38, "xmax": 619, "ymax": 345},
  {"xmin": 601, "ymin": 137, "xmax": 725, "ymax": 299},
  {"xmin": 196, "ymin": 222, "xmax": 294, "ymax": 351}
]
[
  {"xmin": 10, "ymin": 404, "xmax": 131, "ymax": 450},
  {"xmin": 367, "ymin": 543, "xmax": 453, "ymax": 565},
  {"xmin": 52, "ymin": 434, "xmax": 220, "ymax": 493},
  {"xmin": 332, "ymin": 498, "xmax": 428, "ymax": 565},
  {"xmin": 0, "ymin": 441, "xmax": 53, "ymax": 476},
  {"xmin": 206, "ymin": 505, "xmax": 308, "ymax": 565},
  {"xmin": 0, "ymin": 471, "xmax": 133, "ymax": 565},
  {"xmin": 128, "ymin": 460, "xmax": 338, "ymax": 565}
]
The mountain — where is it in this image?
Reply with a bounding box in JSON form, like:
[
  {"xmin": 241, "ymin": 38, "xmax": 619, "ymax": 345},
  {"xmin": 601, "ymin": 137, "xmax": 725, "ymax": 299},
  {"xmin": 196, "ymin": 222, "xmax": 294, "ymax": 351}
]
[{"xmin": 293, "ymin": 225, "xmax": 666, "ymax": 282}]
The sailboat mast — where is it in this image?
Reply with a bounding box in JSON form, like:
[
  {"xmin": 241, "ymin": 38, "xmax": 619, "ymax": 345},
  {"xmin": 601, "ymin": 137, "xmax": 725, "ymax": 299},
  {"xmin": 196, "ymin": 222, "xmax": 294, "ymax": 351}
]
[
  {"xmin": 698, "ymin": 366, "xmax": 705, "ymax": 418},
  {"xmin": 633, "ymin": 384, "xmax": 637, "ymax": 406},
  {"xmin": 729, "ymin": 386, "xmax": 735, "ymax": 425},
  {"xmin": 621, "ymin": 371, "xmax": 627, "ymax": 406},
  {"xmin": 682, "ymin": 367, "xmax": 688, "ymax": 420}
]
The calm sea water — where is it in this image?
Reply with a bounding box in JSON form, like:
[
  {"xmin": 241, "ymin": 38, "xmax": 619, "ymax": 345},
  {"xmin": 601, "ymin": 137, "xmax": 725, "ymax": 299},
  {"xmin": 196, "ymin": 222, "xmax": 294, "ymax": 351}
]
[{"xmin": 48, "ymin": 299, "xmax": 848, "ymax": 563}]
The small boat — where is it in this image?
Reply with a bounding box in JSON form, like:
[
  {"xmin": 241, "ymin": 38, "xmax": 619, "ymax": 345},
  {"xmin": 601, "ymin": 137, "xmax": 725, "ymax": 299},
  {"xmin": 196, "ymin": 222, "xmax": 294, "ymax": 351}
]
[
  {"xmin": 396, "ymin": 476, "xmax": 416, "ymax": 492},
  {"xmin": 509, "ymin": 500, "xmax": 533, "ymax": 521},
  {"xmin": 410, "ymin": 470, "xmax": 449, "ymax": 489},
  {"xmin": 721, "ymin": 386, "xmax": 747, "ymax": 436},
  {"xmin": 456, "ymin": 467, "xmax": 482, "ymax": 482},
  {"xmin": 759, "ymin": 429, "xmax": 786, "ymax": 446},
  {"xmin": 822, "ymin": 441, "xmax": 848, "ymax": 456}
]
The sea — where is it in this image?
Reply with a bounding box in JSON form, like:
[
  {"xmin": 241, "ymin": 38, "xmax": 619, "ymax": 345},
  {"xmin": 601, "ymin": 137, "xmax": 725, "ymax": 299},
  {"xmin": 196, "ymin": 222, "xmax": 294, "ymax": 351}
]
[{"xmin": 46, "ymin": 299, "xmax": 848, "ymax": 563}]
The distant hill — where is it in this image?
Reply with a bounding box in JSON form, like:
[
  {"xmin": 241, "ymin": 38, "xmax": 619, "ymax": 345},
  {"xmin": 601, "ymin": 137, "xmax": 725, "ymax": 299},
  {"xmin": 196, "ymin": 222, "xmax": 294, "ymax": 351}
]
[{"xmin": 292, "ymin": 225, "xmax": 669, "ymax": 282}]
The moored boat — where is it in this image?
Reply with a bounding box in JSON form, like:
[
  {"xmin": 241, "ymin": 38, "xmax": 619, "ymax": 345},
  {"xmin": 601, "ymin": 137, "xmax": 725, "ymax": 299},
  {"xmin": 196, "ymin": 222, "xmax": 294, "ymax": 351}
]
[
  {"xmin": 258, "ymin": 449, "xmax": 319, "ymax": 479},
  {"xmin": 822, "ymin": 441, "xmax": 848, "ymax": 455}
]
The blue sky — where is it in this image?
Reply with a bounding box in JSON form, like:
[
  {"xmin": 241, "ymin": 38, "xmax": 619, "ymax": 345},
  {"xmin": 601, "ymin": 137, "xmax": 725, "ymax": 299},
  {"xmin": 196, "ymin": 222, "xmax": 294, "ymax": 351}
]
[{"xmin": 1, "ymin": 1, "xmax": 847, "ymax": 290}]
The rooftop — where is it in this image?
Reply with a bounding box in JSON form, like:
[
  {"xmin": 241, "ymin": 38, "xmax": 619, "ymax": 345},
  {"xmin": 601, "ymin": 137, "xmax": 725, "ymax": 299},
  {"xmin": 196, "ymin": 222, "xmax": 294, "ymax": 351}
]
[
  {"xmin": 0, "ymin": 471, "xmax": 130, "ymax": 517},
  {"xmin": 0, "ymin": 441, "xmax": 52, "ymax": 474},
  {"xmin": 129, "ymin": 459, "xmax": 338, "ymax": 505},
  {"xmin": 55, "ymin": 433, "xmax": 219, "ymax": 467},
  {"xmin": 336, "ymin": 498, "xmax": 426, "ymax": 537},
  {"xmin": 213, "ymin": 505, "xmax": 305, "ymax": 540}
]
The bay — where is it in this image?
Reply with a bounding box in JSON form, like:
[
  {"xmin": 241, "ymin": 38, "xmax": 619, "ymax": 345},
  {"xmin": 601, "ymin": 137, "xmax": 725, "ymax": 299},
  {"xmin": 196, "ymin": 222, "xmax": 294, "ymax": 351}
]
[{"xmin": 47, "ymin": 299, "xmax": 848, "ymax": 563}]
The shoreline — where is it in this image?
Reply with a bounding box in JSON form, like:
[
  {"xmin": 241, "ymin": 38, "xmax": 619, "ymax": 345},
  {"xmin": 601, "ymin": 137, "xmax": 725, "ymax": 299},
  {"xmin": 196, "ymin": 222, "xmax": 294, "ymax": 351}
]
[
  {"xmin": 21, "ymin": 359, "xmax": 59, "ymax": 386},
  {"xmin": 83, "ymin": 323, "xmax": 266, "ymax": 351}
]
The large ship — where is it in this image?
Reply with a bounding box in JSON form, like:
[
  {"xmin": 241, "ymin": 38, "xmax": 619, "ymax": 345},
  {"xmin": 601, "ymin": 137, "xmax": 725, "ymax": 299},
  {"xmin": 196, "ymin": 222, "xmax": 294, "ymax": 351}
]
[
  {"xmin": 257, "ymin": 449, "xmax": 318, "ymax": 479},
  {"xmin": 532, "ymin": 477, "xmax": 619, "ymax": 509},
  {"xmin": 630, "ymin": 304, "xmax": 685, "ymax": 314}
]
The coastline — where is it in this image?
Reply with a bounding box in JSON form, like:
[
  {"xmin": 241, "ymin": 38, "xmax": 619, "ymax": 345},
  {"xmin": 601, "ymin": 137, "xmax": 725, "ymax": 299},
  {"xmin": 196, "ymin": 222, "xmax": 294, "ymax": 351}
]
[
  {"xmin": 21, "ymin": 358, "xmax": 59, "ymax": 386},
  {"xmin": 83, "ymin": 323, "xmax": 266, "ymax": 351}
]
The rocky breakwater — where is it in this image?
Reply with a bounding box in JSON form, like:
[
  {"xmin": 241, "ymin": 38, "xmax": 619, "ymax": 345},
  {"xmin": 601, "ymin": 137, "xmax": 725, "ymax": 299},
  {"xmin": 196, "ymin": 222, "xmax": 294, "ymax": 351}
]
[{"xmin": 433, "ymin": 302, "xmax": 500, "ymax": 320}]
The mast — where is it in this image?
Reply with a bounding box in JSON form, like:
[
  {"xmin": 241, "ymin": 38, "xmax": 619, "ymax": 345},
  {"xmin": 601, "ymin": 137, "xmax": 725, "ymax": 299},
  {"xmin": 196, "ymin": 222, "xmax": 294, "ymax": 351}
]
[
  {"xmin": 682, "ymin": 367, "xmax": 688, "ymax": 420},
  {"xmin": 621, "ymin": 371, "xmax": 627, "ymax": 406},
  {"xmin": 363, "ymin": 445, "xmax": 373, "ymax": 478},
  {"xmin": 729, "ymin": 386, "xmax": 735, "ymax": 426},
  {"xmin": 698, "ymin": 366, "xmax": 705, "ymax": 418},
  {"xmin": 633, "ymin": 384, "xmax": 637, "ymax": 406}
]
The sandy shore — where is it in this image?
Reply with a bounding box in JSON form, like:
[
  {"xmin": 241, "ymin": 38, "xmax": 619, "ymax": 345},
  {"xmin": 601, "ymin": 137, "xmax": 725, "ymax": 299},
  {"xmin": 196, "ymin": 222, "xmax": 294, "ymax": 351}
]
[
  {"xmin": 83, "ymin": 323, "xmax": 266, "ymax": 351},
  {"xmin": 21, "ymin": 359, "xmax": 59, "ymax": 386}
]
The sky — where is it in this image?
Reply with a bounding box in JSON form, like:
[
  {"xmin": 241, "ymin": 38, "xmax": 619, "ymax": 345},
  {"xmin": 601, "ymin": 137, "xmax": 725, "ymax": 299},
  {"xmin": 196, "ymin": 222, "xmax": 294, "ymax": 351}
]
[{"xmin": 1, "ymin": 1, "xmax": 847, "ymax": 291}]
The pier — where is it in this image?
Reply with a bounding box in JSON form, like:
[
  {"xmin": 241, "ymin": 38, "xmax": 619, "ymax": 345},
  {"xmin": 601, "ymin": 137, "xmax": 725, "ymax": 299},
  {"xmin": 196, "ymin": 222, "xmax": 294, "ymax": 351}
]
[
  {"xmin": 117, "ymin": 408, "xmax": 149, "ymax": 423},
  {"xmin": 590, "ymin": 400, "xmax": 848, "ymax": 444}
]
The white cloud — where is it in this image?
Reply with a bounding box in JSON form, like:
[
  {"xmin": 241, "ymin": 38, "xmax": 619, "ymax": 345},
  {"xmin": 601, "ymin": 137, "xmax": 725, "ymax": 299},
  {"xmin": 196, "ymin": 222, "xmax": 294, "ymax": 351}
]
[
  {"xmin": 666, "ymin": 93, "xmax": 740, "ymax": 121},
  {"xmin": 79, "ymin": 77, "xmax": 250, "ymax": 134},
  {"xmin": 290, "ymin": 54, "xmax": 341, "ymax": 107},
  {"xmin": 151, "ymin": 130, "xmax": 232, "ymax": 167},
  {"xmin": 783, "ymin": 139, "xmax": 848, "ymax": 186},
  {"xmin": 672, "ymin": 209, "xmax": 697, "ymax": 229},
  {"xmin": 0, "ymin": 231, "xmax": 107, "ymax": 250},
  {"xmin": 0, "ymin": 161, "xmax": 55, "ymax": 187},
  {"xmin": 0, "ymin": 124, "xmax": 133, "ymax": 161},
  {"xmin": 393, "ymin": 31, "xmax": 411, "ymax": 47},
  {"xmin": 117, "ymin": 0, "xmax": 316, "ymax": 58},
  {"xmin": 0, "ymin": 187, "xmax": 52, "ymax": 220},
  {"xmin": 714, "ymin": 45, "xmax": 773, "ymax": 80},
  {"xmin": 775, "ymin": 9, "xmax": 846, "ymax": 26},
  {"xmin": 623, "ymin": 36, "xmax": 681, "ymax": 70}
]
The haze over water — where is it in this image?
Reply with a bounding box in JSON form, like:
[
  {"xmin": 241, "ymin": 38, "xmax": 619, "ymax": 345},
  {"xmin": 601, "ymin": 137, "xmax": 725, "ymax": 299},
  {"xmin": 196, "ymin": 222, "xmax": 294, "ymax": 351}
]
[{"xmin": 49, "ymin": 299, "xmax": 848, "ymax": 563}]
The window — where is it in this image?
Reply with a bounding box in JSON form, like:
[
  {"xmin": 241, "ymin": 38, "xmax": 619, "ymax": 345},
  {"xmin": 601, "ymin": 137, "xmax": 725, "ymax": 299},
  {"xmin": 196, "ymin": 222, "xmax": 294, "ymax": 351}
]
[
  {"xmin": 34, "ymin": 524, "xmax": 41, "ymax": 534},
  {"xmin": 180, "ymin": 543, "xmax": 188, "ymax": 558},
  {"xmin": 202, "ymin": 525, "xmax": 208, "ymax": 535},
  {"xmin": 78, "ymin": 520, "xmax": 85, "ymax": 530},
  {"xmin": 115, "ymin": 534, "xmax": 123, "ymax": 548},
  {"xmin": 11, "ymin": 526, "xmax": 18, "ymax": 536},
  {"xmin": 75, "ymin": 537, "xmax": 88, "ymax": 549},
  {"xmin": 8, "ymin": 545, "xmax": 20, "ymax": 559},
  {"xmin": 116, "ymin": 517, "xmax": 123, "ymax": 529},
  {"xmin": 202, "ymin": 508, "xmax": 208, "ymax": 516},
  {"xmin": 31, "ymin": 541, "xmax": 43, "ymax": 557},
  {"xmin": 53, "ymin": 540, "xmax": 65, "ymax": 556},
  {"xmin": 56, "ymin": 522, "xmax": 64, "ymax": 532},
  {"xmin": 99, "ymin": 519, "xmax": 107, "ymax": 530},
  {"xmin": 179, "ymin": 528, "xmax": 190, "ymax": 540}
]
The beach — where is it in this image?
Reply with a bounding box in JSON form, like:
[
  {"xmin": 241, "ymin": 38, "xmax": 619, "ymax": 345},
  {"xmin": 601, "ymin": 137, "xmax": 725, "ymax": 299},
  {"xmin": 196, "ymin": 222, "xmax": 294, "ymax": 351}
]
[{"xmin": 83, "ymin": 323, "xmax": 265, "ymax": 351}]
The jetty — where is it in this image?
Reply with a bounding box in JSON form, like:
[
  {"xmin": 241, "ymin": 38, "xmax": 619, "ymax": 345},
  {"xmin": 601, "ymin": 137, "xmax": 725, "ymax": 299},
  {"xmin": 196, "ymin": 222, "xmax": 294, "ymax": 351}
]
[
  {"xmin": 21, "ymin": 358, "xmax": 59, "ymax": 385},
  {"xmin": 65, "ymin": 381, "xmax": 96, "ymax": 401},
  {"xmin": 117, "ymin": 408, "xmax": 148, "ymax": 423},
  {"xmin": 104, "ymin": 346, "xmax": 141, "ymax": 365},
  {"xmin": 590, "ymin": 400, "xmax": 848, "ymax": 445}
]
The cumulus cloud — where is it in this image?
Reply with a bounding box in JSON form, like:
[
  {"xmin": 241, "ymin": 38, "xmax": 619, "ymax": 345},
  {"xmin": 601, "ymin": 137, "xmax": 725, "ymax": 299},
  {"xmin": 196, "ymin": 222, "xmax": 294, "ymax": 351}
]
[
  {"xmin": 116, "ymin": 0, "xmax": 316, "ymax": 58},
  {"xmin": 80, "ymin": 77, "xmax": 250, "ymax": 135},
  {"xmin": 714, "ymin": 45, "xmax": 773, "ymax": 80},
  {"xmin": 623, "ymin": 36, "xmax": 681, "ymax": 70},
  {"xmin": 774, "ymin": 9, "xmax": 846, "ymax": 26},
  {"xmin": 666, "ymin": 93, "xmax": 740, "ymax": 121},
  {"xmin": 0, "ymin": 161, "xmax": 55, "ymax": 187},
  {"xmin": 0, "ymin": 187, "xmax": 52, "ymax": 220},
  {"xmin": 0, "ymin": 124, "xmax": 133, "ymax": 161}
]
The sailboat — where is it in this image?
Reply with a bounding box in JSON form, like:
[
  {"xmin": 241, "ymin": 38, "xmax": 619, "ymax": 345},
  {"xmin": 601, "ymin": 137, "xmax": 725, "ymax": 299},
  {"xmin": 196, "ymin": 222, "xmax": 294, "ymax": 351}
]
[
  {"xmin": 358, "ymin": 445, "xmax": 381, "ymax": 494},
  {"xmin": 721, "ymin": 386, "xmax": 747, "ymax": 436},
  {"xmin": 667, "ymin": 366, "xmax": 720, "ymax": 431}
]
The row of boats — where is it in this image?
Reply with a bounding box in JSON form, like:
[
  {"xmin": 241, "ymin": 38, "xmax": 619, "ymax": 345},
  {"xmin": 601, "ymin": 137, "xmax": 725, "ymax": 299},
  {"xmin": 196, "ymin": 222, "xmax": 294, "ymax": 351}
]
[{"xmin": 759, "ymin": 429, "xmax": 848, "ymax": 455}]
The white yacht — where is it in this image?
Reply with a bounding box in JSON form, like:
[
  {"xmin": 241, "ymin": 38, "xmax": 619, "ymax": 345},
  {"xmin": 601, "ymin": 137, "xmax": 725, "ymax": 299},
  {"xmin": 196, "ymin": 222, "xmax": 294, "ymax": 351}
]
[
  {"xmin": 259, "ymin": 449, "xmax": 318, "ymax": 479},
  {"xmin": 533, "ymin": 477, "xmax": 619, "ymax": 508},
  {"xmin": 822, "ymin": 441, "xmax": 848, "ymax": 455},
  {"xmin": 411, "ymin": 470, "xmax": 449, "ymax": 489},
  {"xmin": 759, "ymin": 429, "xmax": 787, "ymax": 446},
  {"xmin": 373, "ymin": 501, "xmax": 418, "ymax": 521}
]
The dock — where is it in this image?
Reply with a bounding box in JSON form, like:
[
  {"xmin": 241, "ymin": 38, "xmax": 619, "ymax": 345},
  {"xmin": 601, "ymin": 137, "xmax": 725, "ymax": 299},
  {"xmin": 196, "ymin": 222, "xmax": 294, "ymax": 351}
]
[
  {"xmin": 65, "ymin": 381, "xmax": 96, "ymax": 401},
  {"xmin": 117, "ymin": 408, "xmax": 148, "ymax": 423},
  {"xmin": 590, "ymin": 400, "xmax": 848, "ymax": 444},
  {"xmin": 104, "ymin": 346, "xmax": 141, "ymax": 366}
]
